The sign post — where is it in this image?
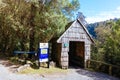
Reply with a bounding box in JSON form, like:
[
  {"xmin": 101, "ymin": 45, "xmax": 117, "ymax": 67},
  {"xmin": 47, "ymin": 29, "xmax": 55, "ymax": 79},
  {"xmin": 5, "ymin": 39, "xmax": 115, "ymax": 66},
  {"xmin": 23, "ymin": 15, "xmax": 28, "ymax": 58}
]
[{"xmin": 38, "ymin": 43, "xmax": 49, "ymax": 68}]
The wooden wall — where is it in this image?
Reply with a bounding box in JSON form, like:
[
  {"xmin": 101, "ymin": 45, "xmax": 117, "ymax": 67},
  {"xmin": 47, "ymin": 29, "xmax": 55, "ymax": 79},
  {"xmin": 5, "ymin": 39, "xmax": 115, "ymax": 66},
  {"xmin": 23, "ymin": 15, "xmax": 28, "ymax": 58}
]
[{"xmin": 57, "ymin": 20, "xmax": 92, "ymax": 68}]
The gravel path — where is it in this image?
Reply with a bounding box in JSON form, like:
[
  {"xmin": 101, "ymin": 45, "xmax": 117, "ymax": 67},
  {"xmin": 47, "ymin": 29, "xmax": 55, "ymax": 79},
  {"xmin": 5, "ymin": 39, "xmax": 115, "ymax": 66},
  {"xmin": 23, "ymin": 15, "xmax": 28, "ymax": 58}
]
[
  {"xmin": 0, "ymin": 60, "xmax": 119, "ymax": 80},
  {"xmin": 0, "ymin": 60, "xmax": 47, "ymax": 80},
  {"xmin": 44, "ymin": 68, "xmax": 120, "ymax": 80}
]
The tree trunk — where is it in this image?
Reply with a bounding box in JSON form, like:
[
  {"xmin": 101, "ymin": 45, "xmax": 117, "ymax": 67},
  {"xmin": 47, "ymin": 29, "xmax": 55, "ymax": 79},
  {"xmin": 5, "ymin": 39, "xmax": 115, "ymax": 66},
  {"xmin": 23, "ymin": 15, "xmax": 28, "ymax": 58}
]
[{"xmin": 28, "ymin": 3, "xmax": 36, "ymax": 59}]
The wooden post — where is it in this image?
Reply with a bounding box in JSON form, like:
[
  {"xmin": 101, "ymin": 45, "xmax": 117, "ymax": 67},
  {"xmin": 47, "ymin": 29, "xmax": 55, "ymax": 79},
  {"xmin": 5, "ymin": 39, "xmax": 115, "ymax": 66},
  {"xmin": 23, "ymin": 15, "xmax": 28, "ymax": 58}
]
[
  {"xmin": 87, "ymin": 60, "xmax": 90, "ymax": 68},
  {"xmin": 109, "ymin": 66, "xmax": 112, "ymax": 75},
  {"xmin": 38, "ymin": 52, "xmax": 40, "ymax": 69},
  {"xmin": 47, "ymin": 48, "xmax": 50, "ymax": 68},
  {"xmin": 37, "ymin": 48, "xmax": 40, "ymax": 69}
]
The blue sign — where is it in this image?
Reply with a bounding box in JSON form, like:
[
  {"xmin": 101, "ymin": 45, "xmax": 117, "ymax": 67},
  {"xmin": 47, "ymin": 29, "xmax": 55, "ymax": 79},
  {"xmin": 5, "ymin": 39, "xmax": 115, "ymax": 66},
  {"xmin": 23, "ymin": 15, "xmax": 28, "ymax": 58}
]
[{"xmin": 39, "ymin": 43, "xmax": 49, "ymax": 62}]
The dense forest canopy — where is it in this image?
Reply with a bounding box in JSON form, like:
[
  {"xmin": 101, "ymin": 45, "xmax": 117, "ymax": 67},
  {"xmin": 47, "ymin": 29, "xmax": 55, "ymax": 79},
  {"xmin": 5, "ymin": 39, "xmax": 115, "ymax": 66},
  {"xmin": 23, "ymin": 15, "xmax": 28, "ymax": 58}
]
[
  {"xmin": 90, "ymin": 19, "xmax": 120, "ymax": 66},
  {"xmin": 0, "ymin": 0, "xmax": 80, "ymax": 56}
]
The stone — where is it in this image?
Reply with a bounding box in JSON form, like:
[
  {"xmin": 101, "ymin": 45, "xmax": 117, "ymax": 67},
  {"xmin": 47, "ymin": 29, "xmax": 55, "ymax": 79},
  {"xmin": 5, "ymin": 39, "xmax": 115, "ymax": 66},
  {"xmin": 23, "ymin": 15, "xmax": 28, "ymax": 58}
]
[{"xmin": 17, "ymin": 64, "xmax": 30, "ymax": 72}]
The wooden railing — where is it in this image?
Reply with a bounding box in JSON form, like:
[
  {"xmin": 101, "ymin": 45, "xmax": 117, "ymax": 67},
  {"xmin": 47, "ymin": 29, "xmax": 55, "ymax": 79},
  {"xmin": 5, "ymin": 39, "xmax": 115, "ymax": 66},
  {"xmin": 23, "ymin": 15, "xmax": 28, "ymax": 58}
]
[{"xmin": 86, "ymin": 59, "xmax": 120, "ymax": 78}]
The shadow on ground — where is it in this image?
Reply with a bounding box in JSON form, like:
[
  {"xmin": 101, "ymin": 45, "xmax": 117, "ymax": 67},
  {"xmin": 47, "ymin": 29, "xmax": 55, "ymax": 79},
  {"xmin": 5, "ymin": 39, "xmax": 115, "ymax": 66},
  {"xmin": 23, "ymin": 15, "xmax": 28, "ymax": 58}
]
[
  {"xmin": 68, "ymin": 65, "xmax": 120, "ymax": 80},
  {"xmin": 75, "ymin": 68, "xmax": 120, "ymax": 80}
]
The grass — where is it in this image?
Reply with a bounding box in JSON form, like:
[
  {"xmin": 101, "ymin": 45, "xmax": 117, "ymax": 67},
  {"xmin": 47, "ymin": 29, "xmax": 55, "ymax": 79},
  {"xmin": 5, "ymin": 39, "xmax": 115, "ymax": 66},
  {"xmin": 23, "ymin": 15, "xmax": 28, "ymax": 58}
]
[
  {"xmin": 9, "ymin": 57, "xmax": 69, "ymax": 75},
  {"xmin": 19, "ymin": 67, "xmax": 69, "ymax": 75}
]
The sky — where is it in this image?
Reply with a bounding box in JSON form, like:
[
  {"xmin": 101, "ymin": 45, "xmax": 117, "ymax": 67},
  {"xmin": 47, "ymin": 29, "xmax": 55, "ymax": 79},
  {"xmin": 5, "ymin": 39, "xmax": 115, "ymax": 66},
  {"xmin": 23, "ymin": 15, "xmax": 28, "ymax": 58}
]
[{"xmin": 78, "ymin": 0, "xmax": 120, "ymax": 23}]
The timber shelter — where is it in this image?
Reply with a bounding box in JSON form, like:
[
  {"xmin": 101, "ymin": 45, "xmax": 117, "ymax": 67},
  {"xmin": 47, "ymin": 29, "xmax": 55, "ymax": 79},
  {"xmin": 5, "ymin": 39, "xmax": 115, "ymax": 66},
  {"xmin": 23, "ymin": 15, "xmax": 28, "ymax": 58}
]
[{"xmin": 51, "ymin": 17, "xmax": 94, "ymax": 69}]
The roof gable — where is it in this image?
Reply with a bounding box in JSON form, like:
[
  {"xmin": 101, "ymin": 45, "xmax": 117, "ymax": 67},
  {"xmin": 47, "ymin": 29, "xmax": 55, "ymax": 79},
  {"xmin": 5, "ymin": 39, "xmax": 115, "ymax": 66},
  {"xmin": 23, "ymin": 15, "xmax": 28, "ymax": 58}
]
[
  {"xmin": 57, "ymin": 19, "xmax": 94, "ymax": 43},
  {"xmin": 77, "ymin": 19, "xmax": 94, "ymax": 43}
]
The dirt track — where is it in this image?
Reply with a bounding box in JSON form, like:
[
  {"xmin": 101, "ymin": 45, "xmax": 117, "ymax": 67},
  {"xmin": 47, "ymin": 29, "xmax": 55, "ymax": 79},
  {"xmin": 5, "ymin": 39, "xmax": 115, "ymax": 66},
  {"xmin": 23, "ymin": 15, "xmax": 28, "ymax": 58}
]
[{"xmin": 0, "ymin": 60, "xmax": 119, "ymax": 80}]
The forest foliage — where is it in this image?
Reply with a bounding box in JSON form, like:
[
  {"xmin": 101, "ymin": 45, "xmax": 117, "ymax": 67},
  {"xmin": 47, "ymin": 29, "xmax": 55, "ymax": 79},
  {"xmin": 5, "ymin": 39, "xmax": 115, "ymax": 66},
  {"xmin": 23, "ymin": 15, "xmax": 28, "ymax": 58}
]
[
  {"xmin": 91, "ymin": 20, "xmax": 120, "ymax": 66},
  {"xmin": 0, "ymin": 0, "xmax": 80, "ymax": 56}
]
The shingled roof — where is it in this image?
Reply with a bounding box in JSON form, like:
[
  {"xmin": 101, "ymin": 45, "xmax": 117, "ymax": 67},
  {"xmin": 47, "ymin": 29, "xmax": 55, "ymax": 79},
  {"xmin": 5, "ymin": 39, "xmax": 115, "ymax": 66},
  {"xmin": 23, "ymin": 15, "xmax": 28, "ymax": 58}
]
[{"xmin": 57, "ymin": 19, "xmax": 94, "ymax": 43}]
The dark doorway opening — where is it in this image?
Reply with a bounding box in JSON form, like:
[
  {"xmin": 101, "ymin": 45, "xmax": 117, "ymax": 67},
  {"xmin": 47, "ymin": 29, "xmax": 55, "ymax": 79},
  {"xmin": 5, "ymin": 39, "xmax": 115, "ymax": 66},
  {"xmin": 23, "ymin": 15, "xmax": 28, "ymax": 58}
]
[{"xmin": 68, "ymin": 41, "xmax": 85, "ymax": 68}]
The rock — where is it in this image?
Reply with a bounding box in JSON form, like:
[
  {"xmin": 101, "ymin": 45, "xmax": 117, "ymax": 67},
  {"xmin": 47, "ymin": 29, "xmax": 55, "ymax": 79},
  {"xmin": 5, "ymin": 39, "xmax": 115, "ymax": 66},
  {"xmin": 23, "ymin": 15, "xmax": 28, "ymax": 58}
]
[
  {"xmin": 17, "ymin": 64, "xmax": 30, "ymax": 72},
  {"xmin": 50, "ymin": 61, "xmax": 56, "ymax": 67},
  {"xmin": 26, "ymin": 61, "xmax": 32, "ymax": 64}
]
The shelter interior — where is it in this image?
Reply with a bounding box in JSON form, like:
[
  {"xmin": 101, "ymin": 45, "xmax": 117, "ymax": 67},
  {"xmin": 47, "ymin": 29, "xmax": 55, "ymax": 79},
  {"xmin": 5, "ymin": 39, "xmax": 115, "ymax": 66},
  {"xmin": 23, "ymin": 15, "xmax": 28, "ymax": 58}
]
[
  {"xmin": 50, "ymin": 39, "xmax": 85, "ymax": 68},
  {"xmin": 69, "ymin": 41, "xmax": 84, "ymax": 68}
]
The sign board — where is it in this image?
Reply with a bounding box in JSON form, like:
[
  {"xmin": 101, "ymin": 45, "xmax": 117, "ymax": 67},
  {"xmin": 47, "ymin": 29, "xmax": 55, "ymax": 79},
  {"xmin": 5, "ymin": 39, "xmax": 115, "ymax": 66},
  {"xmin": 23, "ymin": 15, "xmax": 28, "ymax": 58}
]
[
  {"xmin": 64, "ymin": 43, "xmax": 69, "ymax": 48},
  {"xmin": 39, "ymin": 43, "xmax": 48, "ymax": 48},
  {"xmin": 39, "ymin": 43, "xmax": 49, "ymax": 62}
]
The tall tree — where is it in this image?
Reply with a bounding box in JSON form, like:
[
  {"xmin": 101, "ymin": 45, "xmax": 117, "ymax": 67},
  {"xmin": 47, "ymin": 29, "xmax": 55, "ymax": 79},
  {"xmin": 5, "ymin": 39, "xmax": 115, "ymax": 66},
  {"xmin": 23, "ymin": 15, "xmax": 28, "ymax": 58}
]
[
  {"xmin": 91, "ymin": 20, "xmax": 120, "ymax": 66},
  {"xmin": 0, "ymin": 0, "xmax": 80, "ymax": 56},
  {"xmin": 91, "ymin": 22, "xmax": 112, "ymax": 61},
  {"xmin": 103, "ymin": 20, "xmax": 120, "ymax": 65}
]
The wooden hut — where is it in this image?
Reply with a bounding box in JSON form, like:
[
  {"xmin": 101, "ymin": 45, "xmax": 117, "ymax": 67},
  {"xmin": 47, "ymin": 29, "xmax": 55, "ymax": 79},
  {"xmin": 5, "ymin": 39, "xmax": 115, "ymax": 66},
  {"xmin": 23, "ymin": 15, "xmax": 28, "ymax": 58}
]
[{"xmin": 51, "ymin": 18, "xmax": 94, "ymax": 69}]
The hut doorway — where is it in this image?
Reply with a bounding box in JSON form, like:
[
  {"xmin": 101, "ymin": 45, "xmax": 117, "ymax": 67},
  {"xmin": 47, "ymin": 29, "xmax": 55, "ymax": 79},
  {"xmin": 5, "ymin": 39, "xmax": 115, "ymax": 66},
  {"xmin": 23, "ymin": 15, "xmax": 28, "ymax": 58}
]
[{"xmin": 68, "ymin": 41, "xmax": 85, "ymax": 68}]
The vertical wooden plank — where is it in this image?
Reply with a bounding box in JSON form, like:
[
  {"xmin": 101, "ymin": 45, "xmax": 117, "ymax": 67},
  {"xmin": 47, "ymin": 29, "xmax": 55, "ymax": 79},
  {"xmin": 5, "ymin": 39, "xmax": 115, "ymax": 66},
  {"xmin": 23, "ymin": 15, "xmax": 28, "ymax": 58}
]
[
  {"xmin": 57, "ymin": 43, "xmax": 62, "ymax": 67},
  {"xmin": 109, "ymin": 66, "xmax": 112, "ymax": 75},
  {"xmin": 86, "ymin": 60, "xmax": 90, "ymax": 68}
]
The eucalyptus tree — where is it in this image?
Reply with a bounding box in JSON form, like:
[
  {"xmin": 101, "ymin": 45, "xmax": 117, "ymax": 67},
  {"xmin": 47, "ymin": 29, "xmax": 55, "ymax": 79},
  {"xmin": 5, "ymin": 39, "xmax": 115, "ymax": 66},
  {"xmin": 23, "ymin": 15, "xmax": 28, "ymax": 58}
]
[
  {"xmin": 103, "ymin": 20, "xmax": 120, "ymax": 66},
  {"xmin": 91, "ymin": 20, "xmax": 120, "ymax": 66},
  {"xmin": 0, "ymin": 0, "xmax": 80, "ymax": 56},
  {"xmin": 91, "ymin": 22, "xmax": 112, "ymax": 61}
]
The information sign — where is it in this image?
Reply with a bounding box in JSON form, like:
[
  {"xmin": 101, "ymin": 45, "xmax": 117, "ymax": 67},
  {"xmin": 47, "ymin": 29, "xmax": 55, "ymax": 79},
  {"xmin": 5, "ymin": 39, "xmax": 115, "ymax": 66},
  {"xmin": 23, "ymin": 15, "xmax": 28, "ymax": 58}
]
[{"xmin": 39, "ymin": 43, "xmax": 49, "ymax": 62}]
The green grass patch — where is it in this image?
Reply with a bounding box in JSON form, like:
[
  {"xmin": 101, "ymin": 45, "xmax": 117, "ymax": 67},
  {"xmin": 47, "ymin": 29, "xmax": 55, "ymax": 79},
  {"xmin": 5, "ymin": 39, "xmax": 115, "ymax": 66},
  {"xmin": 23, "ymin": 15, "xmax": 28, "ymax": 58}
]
[{"xmin": 19, "ymin": 67, "xmax": 69, "ymax": 75}]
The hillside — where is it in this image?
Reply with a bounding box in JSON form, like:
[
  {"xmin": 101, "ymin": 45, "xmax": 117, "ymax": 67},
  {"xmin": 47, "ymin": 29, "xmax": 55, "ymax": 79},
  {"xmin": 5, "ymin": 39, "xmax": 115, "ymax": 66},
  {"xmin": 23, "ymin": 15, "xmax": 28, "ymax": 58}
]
[{"xmin": 87, "ymin": 18, "xmax": 119, "ymax": 38}]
